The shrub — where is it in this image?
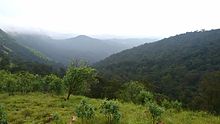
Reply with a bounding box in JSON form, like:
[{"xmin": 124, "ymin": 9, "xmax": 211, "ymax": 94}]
[
  {"xmin": 0, "ymin": 105, "xmax": 7, "ymax": 124},
  {"xmin": 51, "ymin": 113, "xmax": 64, "ymax": 124},
  {"xmin": 42, "ymin": 74, "xmax": 64, "ymax": 95},
  {"xmin": 147, "ymin": 102, "xmax": 164, "ymax": 124},
  {"xmin": 171, "ymin": 100, "xmax": 182, "ymax": 112},
  {"xmin": 75, "ymin": 99, "xmax": 96, "ymax": 124},
  {"xmin": 161, "ymin": 99, "xmax": 172, "ymax": 109},
  {"xmin": 137, "ymin": 90, "xmax": 154, "ymax": 105},
  {"xmin": 100, "ymin": 99, "xmax": 121, "ymax": 124},
  {"xmin": 161, "ymin": 99, "xmax": 182, "ymax": 112}
]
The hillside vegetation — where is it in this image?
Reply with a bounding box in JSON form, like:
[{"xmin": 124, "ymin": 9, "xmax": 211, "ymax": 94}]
[
  {"xmin": 94, "ymin": 29, "xmax": 220, "ymax": 113},
  {"xmin": 1, "ymin": 28, "xmax": 220, "ymax": 123},
  {"xmin": 0, "ymin": 93, "xmax": 219, "ymax": 124}
]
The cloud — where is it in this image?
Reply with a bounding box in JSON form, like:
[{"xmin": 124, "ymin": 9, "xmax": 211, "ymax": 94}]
[{"xmin": 0, "ymin": 0, "xmax": 220, "ymax": 37}]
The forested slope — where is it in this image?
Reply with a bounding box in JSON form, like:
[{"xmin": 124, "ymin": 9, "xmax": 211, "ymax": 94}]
[{"xmin": 94, "ymin": 29, "xmax": 220, "ymax": 113}]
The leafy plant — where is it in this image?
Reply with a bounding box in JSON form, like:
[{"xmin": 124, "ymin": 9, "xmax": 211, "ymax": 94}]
[
  {"xmin": 51, "ymin": 113, "xmax": 64, "ymax": 124},
  {"xmin": 100, "ymin": 99, "xmax": 121, "ymax": 124},
  {"xmin": 147, "ymin": 102, "xmax": 164, "ymax": 124},
  {"xmin": 137, "ymin": 90, "xmax": 154, "ymax": 105},
  {"xmin": 0, "ymin": 105, "xmax": 7, "ymax": 124},
  {"xmin": 161, "ymin": 99, "xmax": 182, "ymax": 112},
  {"xmin": 171, "ymin": 100, "xmax": 182, "ymax": 112},
  {"xmin": 75, "ymin": 99, "xmax": 96, "ymax": 124}
]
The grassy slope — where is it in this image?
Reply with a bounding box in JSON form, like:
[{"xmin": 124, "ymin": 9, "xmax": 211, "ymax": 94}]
[{"xmin": 0, "ymin": 93, "xmax": 219, "ymax": 124}]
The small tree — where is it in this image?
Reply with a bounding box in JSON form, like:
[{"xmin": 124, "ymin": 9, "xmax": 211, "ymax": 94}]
[
  {"xmin": 16, "ymin": 72, "xmax": 37, "ymax": 94},
  {"xmin": 118, "ymin": 81, "xmax": 145, "ymax": 103},
  {"xmin": 147, "ymin": 102, "xmax": 164, "ymax": 124},
  {"xmin": 4, "ymin": 73, "xmax": 17, "ymax": 95},
  {"xmin": 43, "ymin": 74, "xmax": 64, "ymax": 95},
  {"xmin": 100, "ymin": 100, "xmax": 121, "ymax": 124},
  {"xmin": 64, "ymin": 60, "xmax": 97, "ymax": 100},
  {"xmin": 75, "ymin": 99, "xmax": 96, "ymax": 124},
  {"xmin": 0, "ymin": 105, "xmax": 7, "ymax": 124}
]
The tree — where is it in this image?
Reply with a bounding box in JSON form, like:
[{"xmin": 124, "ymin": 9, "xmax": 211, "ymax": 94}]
[
  {"xmin": 117, "ymin": 81, "xmax": 145, "ymax": 103},
  {"xmin": 64, "ymin": 60, "xmax": 97, "ymax": 100}
]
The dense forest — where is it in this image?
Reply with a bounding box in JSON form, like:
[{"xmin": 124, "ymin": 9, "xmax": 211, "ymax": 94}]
[{"xmin": 94, "ymin": 29, "xmax": 220, "ymax": 114}]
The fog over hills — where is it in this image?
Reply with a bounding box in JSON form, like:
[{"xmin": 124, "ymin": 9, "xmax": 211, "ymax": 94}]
[{"xmin": 7, "ymin": 30, "xmax": 157, "ymax": 65}]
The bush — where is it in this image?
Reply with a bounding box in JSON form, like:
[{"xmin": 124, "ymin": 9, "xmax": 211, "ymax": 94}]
[
  {"xmin": 42, "ymin": 74, "xmax": 64, "ymax": 94},
  {"xmin": 75, "ymin": 99, "xmax": 96, "ymax": 124},
  {"xmin": 51, "ymin": 113, "xmax": 64, "ymax": 124},
  {"xmin": 0, "ymin": 105, "xmax": 7, "ymax": 124},
  {"xmin": 136, "ymin": 90, "xmax": 154, "ymax": 105},
  {"xmin": 161, "ymin": 99, "xmax": 171, "ymax": 109},
  {"xmin": 171, "ymin": 100, "xmax": 182, "ymax": 112},
  {"xmin": 161, "ymin": 99, "xmax": 182, "ymax": 112},
  {"xmin": 100, "ymin": 99, "xmax": 121, "ymax": 124},
  {"xmin": 147, "ymin": 102, "xmax": 164, "ymax": 124}
]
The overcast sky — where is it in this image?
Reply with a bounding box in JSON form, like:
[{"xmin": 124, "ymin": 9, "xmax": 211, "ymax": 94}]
[{"xmin": 0, "ymin": 0, "xmax": 220, "ymax": 38}]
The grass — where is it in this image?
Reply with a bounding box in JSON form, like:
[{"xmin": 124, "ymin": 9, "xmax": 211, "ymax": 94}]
[{"xmin": 0, "ymin": 93, "xmax": 219, "ymax": 124}]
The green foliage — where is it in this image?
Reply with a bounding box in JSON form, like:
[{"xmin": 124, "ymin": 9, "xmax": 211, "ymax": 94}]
[
  {"xmin": 0, "ymin": 70, "xmax": 64, "ymax": 95},
  {"xmin": 100, "ymin": 99, "xmax": 121, "ymax": 124},
  {"xmin": 64, "ymin": 60, "xmax": 97, "ymax": 99},
  {"xmin": 0, "ymin": 104, "xmax": 7, "ymax": 124},
  {"xmin": 147, "ymin": 102, "xmax": 164, "ymax": 124},
  {"xmin": 95, "ymin": 29, "xmax": 220, "ymax": 113},
  {"xmin": 161, "ymin": 99, "xmax": 171, "ymax": 109},
  {"xmin": 171, "ymin": 100, "xmax": 182, "ymax": 112},
  {"xmin": 161, "ymin": 99, "xmax": 182, "ymax": 112},
  {"xmin": 43, "ymin": 74, "xmax": 64, "ymax": 95},
  {"xmin": 75, "ymin": 99, "xmax": 96, "ymax": 124},
  {"xmin": 16, "ymin": 71, "xmax": 38, "ymax": 94},
  {"xmin": 137, "ymin": 90, "xmax": 154, "ymax": 105},
  {"xmin": 3, "ymin": 73, "xmax": 17, "ymax": 96},
  {"xmin": 194, "ymin": 71, "xmax": 220, "ymax": 114},
  {"xmin": 117, "ymin": 81, "xmax": 145, "ymax": 103},
  {"xmin": 50, "ymin": 113, "xmax": 64, "ymax": 124}
]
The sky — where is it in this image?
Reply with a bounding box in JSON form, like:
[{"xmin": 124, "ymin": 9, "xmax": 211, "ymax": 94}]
[{"xmin": 0, "ymin": 0, "xmax": 220, "ymax": 38}]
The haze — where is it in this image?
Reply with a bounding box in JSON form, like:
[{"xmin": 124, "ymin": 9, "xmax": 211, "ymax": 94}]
[{"xmin": 0, "ymin": 0, "xmax": 220, "ymax": 38}]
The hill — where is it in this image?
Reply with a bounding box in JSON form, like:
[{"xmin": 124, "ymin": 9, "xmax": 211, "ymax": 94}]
[
  {"xmin": 9, "ymin": 33, "xmax": 127, "ymax": 64},
  {"xmin": 0, "ymin": 29, "xmax": 47, "ymax": 63},
  {"xmin": 0, "ymin": 93, "xmax": 219, "ymax": 124},
  {"xmin": 0, "ymin": 29, "xmax": 64, "ymax": 75},
  {"xmin": 9, "ymin": 32, "xmax": 157, "ymax": 65},
  {"xmin": 94, "ymin": 29, "xmax": 220, "ymax": 112}
]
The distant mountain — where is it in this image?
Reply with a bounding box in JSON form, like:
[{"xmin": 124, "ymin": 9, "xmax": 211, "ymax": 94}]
[
  {"xmin": 94, "ymin": 29, "xmax": 220, "ymax": 110},
  {"xmin": 0, "ymin": 29, "xmax": 64, "ymax": 75},
  {"xmin": 10, "ymin": 33, "xmax": 155, "ymax": 65},
  {"xmin": 0, "ymin": 29, "xmax": 46, "ymax": 63},
  {"xmin": 105, "ymin": 38, "xmax": 157, "ymax": 48}
]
